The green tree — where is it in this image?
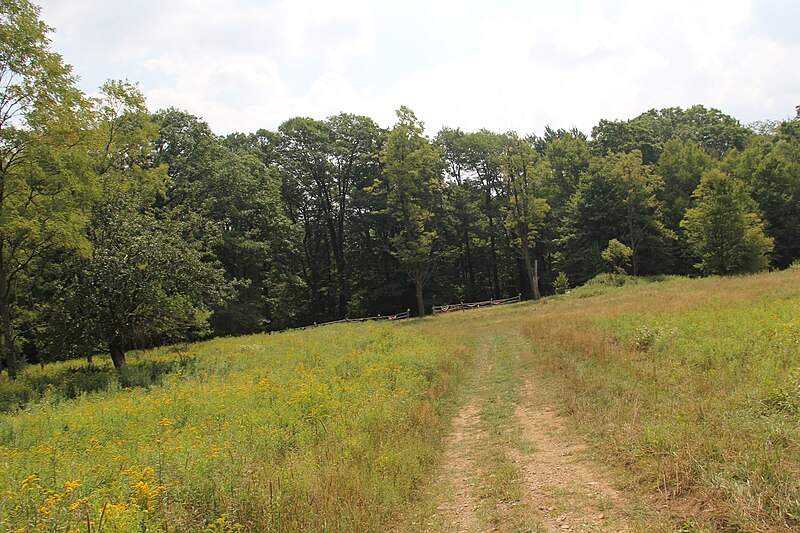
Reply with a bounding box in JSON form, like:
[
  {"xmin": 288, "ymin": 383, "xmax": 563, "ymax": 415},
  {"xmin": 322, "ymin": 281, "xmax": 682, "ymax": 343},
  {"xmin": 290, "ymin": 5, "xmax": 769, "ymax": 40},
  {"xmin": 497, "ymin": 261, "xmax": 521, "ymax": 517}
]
[
  {"xmin": 553, "ymin": 271, "xmax": 569, "ymax": 294},
  {"xmin": 557, "ymin": 151, "xmax": 672, "ymax": 282},
  {"xmin": 461, "ymin": 130, "xmax": 508, "ymax": 298},
  {"xmin": 92, "ymin": 80, "xmax": 167, "ymax": 203},
  {"xmin": 602, "ymin": 238, "xmax": 633, "ymax": 274},
  {"xmin": 436, "ymin": 127, "xmax": 492, "ymax": 301},
  {"xmin": 153, "ymin": 109, "xmax": 299, "ymax": 333},
  {"xmin": 0, "ymin": 0, "xmax": 94, "ymax": 378},
  {"xmin": 726, "ymin": 129, "xmax": 800, "ymax": 268},
  {"xmin": 655, "ymin": 139, "xmax": 715, "ymax": 234},
  {"xmin": 47, "ymin": 204, "xmax": 232, "ymax": 369},
  {"xmin": 378, "ymin": 107, "xmax": 443, "ymax": 317},
  {"xmin": 591, "ymin": 105, "xmax": 751, "ymax": 164},
  {"xmin": 681, "ymin": 169, "xmax": 773, "ymax": 274},
  {"xmin": 610, "ymin": 151, "xmax": 673, "ymax": 275},
  {"xmin": 498, "ymin": 133, "xmax": 550, "ymax": 299}
]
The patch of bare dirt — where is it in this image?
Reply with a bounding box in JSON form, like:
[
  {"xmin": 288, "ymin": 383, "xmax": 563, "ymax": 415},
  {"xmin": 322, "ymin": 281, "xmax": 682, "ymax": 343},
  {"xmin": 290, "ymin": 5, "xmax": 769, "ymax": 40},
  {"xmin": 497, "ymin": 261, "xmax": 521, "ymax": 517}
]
[
  {"xmin": 430, "ymin": 396, "xmax": 484, "ymax": 532},
  {"xmin": 512, "ymin": 379, "xmax": 637, "ymax": 532}
]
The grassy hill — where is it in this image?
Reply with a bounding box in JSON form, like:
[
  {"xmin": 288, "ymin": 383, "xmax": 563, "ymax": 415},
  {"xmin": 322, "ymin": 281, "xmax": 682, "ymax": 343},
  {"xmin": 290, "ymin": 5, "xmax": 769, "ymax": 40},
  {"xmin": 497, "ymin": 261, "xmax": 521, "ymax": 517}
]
[{"xmin": 2, "ymin": 269, "xmax": 799, "ymax": 531}]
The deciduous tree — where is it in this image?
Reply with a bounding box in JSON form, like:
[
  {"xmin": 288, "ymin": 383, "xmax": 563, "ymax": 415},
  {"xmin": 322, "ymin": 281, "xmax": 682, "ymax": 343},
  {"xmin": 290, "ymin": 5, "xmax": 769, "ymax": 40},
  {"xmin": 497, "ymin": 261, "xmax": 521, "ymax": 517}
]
[
  {"xmin": 0, "ymin": 0, "xmax": 94, "ymax": 378},
  {"xmin": 378, "ymin": 107, "xmax": 443, "ymax": 317},
  {"xmin": 681, "ymin": 169, "xmax": 773, "ymax": 274}
]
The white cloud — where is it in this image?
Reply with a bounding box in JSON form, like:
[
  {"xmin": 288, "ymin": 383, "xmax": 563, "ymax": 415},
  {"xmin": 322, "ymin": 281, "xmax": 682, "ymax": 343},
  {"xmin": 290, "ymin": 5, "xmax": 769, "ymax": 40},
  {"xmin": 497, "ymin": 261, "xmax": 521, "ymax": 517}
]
[{"xmin": 38, "ymin": 0, "xmax": 800, "ymax": 135}]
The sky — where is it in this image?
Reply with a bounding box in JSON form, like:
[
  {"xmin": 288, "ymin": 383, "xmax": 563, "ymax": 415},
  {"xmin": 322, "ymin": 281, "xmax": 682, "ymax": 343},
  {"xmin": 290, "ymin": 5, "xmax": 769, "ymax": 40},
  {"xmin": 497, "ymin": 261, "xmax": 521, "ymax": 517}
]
[{"xmin": 38, "ymin": 0, "xmax": 800, "ymax": 136}]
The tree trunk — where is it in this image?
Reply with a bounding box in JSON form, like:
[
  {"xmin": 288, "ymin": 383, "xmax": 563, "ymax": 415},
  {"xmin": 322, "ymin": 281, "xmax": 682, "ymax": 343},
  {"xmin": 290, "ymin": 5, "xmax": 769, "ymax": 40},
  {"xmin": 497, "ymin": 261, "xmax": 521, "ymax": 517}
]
[
  {"xmin": 520, "ymin": 232, "xmax": 541, "ymax": 300},
  {"xmin": 414, "ymin": 278, "xmax": 425, "ymax": 318},
  {"xmin": 464, "ymin": 234, "xmax": 475, "ymax": 299},
  {"xmin": 109, "ymin": 337, "xmax": 126, "ymax": 370},
  {"xmin": 487, "ymin": 195, "xmax": 501, "ymax": 298},
  {"xmin": 0, "ymin": 281, "xmax": 16, "ymax": 380}
]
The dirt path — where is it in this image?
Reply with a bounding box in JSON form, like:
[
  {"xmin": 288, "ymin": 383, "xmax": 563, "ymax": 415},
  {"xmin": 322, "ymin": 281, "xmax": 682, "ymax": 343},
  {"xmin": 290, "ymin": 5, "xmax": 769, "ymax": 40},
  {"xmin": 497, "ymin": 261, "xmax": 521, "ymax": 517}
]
[
  {"xmin": 403, "ymin": 323, "xmax": 659, "ymax": 532},
  {"xmin": 431, "ymin": 397, "xmax": 484, "ymax": 532},
  {"xmin": 512, "ymin": 378, "xmax": 637, "ymax": 532}
]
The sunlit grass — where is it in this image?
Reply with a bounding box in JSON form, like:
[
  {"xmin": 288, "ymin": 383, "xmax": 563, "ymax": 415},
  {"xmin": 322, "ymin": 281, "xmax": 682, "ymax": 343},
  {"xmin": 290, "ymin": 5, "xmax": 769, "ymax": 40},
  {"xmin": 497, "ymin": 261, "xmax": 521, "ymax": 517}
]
[
  {"xmin": 0, "ymin": 323, "xmax": 466, "ymax": 531},
  {"xmin": 519, "ymin": 269, "xmax": 800, "ymax": 530},
  {"xmin": 4, "ymin": 269, "xmax": 799, "ymax": 531}
]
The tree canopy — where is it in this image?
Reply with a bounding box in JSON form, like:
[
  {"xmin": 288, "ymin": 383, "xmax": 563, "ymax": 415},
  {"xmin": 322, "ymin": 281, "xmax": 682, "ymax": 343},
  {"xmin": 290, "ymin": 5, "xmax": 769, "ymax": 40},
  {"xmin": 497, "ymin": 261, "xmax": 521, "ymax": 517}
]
[{"xmin": 3, "ymin": 1, "xmax": 800, "ymax": 376}]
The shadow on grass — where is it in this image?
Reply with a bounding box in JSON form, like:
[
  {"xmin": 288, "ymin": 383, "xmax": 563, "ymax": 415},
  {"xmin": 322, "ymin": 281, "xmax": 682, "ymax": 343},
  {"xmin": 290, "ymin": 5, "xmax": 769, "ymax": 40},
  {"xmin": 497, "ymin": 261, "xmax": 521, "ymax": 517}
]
[{"xmin": 0, "ymin": 352, "xmax": 198, "ymax": 413}]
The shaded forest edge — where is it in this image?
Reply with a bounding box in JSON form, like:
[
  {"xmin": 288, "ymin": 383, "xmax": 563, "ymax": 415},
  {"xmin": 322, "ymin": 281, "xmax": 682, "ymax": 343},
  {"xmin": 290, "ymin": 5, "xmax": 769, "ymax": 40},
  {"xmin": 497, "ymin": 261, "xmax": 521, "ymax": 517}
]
[{"xmin": 2, "ymin": 0, "xmax": 800, "ymax": 376}]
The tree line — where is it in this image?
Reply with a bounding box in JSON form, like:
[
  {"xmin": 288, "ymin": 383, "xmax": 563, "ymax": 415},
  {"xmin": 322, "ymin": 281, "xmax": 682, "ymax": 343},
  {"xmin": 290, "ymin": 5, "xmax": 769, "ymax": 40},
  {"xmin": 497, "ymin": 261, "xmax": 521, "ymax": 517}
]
[{"xmin": 2, "ymin": 0, "xmax": 799, "ymax": 377}]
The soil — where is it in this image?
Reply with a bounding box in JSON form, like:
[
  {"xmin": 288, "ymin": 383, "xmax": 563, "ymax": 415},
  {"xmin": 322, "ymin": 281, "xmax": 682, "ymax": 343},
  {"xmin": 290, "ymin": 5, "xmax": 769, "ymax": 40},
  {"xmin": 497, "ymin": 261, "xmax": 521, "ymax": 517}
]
[
  {"xmin": 423, "ymin": 345, "xmax": 649, "ymax": 532},
  {"xmin": 433, "ymin": 397, "xmax": 484, "ymax": 532},
  {"xmin": 510, "ymin": 378, "xmax": 637, "ymax": 532}
]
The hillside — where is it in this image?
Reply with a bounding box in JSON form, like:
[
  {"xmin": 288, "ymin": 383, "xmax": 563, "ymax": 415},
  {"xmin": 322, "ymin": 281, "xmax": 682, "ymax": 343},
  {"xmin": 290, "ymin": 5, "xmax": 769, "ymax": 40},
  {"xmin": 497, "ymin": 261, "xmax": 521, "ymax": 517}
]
[{"xmin": 2, "ymin": 269, "xmax": 799, "ymax": 531}]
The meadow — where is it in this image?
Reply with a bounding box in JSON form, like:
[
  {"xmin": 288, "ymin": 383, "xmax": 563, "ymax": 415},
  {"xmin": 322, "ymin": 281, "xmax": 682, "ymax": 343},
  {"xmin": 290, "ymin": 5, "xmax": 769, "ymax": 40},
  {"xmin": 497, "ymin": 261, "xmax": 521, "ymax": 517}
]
[
  {"xmin": 0, "ymin": 324, "xmax": 466, "ymax": 531},
  {"xmin": 2, "ymin": 268, "xmax": 800, "ymax": 531},
  {"xmin": 517, "ymin": 269, "xmax": 800, "ymax": 530}
]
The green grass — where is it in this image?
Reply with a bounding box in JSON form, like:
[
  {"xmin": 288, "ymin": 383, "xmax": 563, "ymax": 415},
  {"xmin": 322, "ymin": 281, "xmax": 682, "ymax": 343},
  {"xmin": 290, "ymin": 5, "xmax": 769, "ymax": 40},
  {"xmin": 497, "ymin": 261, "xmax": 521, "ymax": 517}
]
[
  {"xmin": 3, "ymin": 269, "xmax": 799, "ymax": 531},
  {"xmin": 0, "ymin": 323, "xmax": 466, "ymax": 532},
  {"xmin": 519, "ymin": 270, "xmax": 800, "ymax": 530}
]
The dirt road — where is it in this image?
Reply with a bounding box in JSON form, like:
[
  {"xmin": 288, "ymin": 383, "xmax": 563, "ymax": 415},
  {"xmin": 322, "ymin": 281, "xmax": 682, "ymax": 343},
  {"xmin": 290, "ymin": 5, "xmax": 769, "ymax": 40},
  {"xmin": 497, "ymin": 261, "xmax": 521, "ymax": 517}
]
[{"xmin": 398, "ymin": 313, "xmax": 671, "ymax": 532}]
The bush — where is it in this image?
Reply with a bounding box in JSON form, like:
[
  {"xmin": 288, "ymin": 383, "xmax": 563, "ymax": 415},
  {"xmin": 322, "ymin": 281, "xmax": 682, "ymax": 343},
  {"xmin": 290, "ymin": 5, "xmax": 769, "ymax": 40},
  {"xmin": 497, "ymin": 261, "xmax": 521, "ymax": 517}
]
[{"xmin": 553, "ymin": 272, "xmax": 570, "ymax": 295}]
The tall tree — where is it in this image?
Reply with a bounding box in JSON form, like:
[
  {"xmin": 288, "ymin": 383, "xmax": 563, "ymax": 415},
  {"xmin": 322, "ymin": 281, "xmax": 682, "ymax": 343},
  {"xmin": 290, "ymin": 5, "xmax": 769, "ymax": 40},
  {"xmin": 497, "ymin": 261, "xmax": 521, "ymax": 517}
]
[
  {"xmin": 0, "ymin": 0, "xmax": 94, "ymax": 378},
  {"xmin": 726, "ymin": 128, "xmax": 800, "ymax": 269},
  {"xmin": 436, "ymin": 127, "xmax": 485, "ymax": 300},
  {"xmin": 463, "ymin": 130, "xmax": 507, "ymax": 298},
  {"xmin": 327, "ymin": 114, "xmax": 385, "ymax": 316},
  {"xmin": 152, "ymin": 109, "xmax": 298, "ymax": 333},
  {"xmin": 498, "ymin": 133, "xmax": 550, "ymax": 299},
  {"xmin": 681, "ymin": 169, "xmax": 773, "ymax": 275},
  {"xmin": 557, "ymin": 151, "xmax": 671, "ymax": 282},
  {"xmin": 591, "ymin": 105, "xmax": 751, "ymax": 164},
  {"xmin": 609, "ymin": 150, "xmax": 673, "ymax": 275},
  {"xmin": 378, "ymin": 107, "xmax": 443, "ymax": 317}
]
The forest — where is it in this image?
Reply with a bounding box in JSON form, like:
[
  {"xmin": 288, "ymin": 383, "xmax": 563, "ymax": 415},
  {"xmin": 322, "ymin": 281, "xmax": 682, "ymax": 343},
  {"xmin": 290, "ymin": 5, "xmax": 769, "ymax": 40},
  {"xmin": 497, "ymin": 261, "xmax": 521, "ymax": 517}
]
[{"xmin": 2, "ymin": 0, "xmax": 799, "ymax": 378}]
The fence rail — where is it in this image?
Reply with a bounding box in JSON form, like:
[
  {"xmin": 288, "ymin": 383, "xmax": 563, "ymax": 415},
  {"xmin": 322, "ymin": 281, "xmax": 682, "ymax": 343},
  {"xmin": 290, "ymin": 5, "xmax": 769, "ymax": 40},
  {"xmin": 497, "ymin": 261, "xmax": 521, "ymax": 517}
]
[
  {"xmin": 272, "ymin": 308, "xmax": 412, "ymax": 334},
  {"xmin": 432, "ymin": 294, "xmax": 522, "ymax": 315},
  {"xmin": 272, "ymin": 294, "xmax": 522, "ymax": 335}
]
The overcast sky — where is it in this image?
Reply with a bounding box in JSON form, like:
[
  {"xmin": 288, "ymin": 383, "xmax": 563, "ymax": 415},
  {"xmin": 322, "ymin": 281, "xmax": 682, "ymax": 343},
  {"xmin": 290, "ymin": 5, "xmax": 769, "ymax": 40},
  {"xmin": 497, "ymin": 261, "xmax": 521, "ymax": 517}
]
[{"xmin": 38, "ymin": 0, "xmax": 800, "ymax": 136}]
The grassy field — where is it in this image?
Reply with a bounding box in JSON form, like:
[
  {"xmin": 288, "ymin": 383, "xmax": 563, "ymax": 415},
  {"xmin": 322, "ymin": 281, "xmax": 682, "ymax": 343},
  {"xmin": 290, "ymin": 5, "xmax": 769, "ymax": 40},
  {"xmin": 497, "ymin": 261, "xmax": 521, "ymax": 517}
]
[
  {"xmin": 402, "ymin": 269, "xmax": 800, "ymax": 531},
  {"xmin": 503, "ymin": 270, "xmax": 800, "ymax": 530},
  {"xmin": 0, "ymin": 324, "xmax": 467, "ymax": 531},
  {"xmin": 2, "ymin": 269, "xmax": 799, "ymax": 531}
]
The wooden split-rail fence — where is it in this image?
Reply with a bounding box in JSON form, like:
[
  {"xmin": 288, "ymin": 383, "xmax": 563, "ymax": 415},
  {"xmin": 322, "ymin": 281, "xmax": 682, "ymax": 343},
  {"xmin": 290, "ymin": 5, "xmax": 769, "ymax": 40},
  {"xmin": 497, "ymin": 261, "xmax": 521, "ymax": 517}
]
[
  {"xmin": 432, "ymin": 294, "xmax": 522, "ymax": 315},
  {"xmin": 273, "ymin": 294, "xmax": 523, "ymax": 334},
  {"xmin": 272, "ymin": 309, "xmax": 412, "ymax": 334}
]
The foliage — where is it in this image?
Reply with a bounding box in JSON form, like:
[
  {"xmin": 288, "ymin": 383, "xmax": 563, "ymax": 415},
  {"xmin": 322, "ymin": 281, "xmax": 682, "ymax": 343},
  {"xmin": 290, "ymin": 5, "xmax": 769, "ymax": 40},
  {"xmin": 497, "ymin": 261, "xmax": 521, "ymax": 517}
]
[
  {"xmin": 498, "ymin": 132, "xmax": 550, "ymax": 299},
  {"xmin": 591, "ymin": 105, "xmax": 751, "ymax": 163},
  {"xmin": 377, "ymin": 107, "xmax": 444, "ymax": 317},
  {"xmin": 601, "ymin": 238, "xmax": 633, "ymax": 274},
  {"xmin": 43, "ymin": 204, "xmax": 233, "ymax": 369},
  {"xmin": 681, "ymin": 169, "xmax": 773, "ymax": 274},
  {"xmin": 726, "ymin": 132, "xmax": 800, "ymax": 268},
  {"xmin": 553, "ymin": 271, "xmax": 569, "ymax": 294},
  {"xmin": 0, "ymin": 0, "xmax": 95, "ymax": 378},
  {"xmin": 4, "ymin": 2, "xmax": 800, "ymax": 371}
]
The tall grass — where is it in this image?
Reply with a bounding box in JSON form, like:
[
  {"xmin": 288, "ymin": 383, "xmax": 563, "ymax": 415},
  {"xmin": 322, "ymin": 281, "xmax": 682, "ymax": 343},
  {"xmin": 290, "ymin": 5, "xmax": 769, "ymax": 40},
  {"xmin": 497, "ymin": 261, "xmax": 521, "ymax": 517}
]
[
  {"xmin": 0, "ymin": 323, "xmax": 466, "ymax": 531},
  {"xmin": 520, "ymin": 269, "xmax": 800, "ymax": 530}
]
